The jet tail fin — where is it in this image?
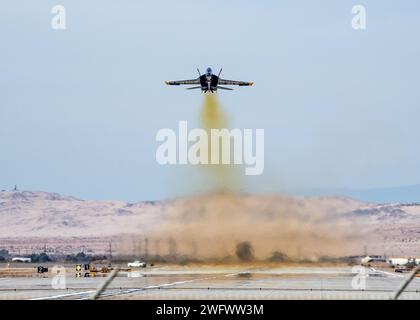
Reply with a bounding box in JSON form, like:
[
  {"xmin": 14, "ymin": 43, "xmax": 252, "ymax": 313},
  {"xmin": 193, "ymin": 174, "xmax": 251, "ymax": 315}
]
[
  {"xmin": 217, "ymin": 86, "xmax": 233, "ymax": 91},
  {"xmin": 186, "ymin": 86, "xmax": 202, "ymax": 90}
]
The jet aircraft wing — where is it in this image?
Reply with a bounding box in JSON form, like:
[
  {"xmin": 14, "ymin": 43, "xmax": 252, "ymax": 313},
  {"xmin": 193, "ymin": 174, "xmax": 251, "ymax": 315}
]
[
  {"xmin": 165, "ymin": 78, "xmax": 200, "ymax": 85},
  {"xmin": 218, "ymin": 79, "xmax": 254, "ymax": 86}
]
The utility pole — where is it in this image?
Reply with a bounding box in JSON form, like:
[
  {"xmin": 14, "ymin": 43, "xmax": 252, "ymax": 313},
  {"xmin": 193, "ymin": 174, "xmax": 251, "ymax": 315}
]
[
  {"xmin": 155, "ymin": 239, "xmax": 160, "ymax": 257},
  {"xmin": 144, "ymin": 237, "xmax": 149, "ymax": 260},
  {"xmin": 191, "ymin": 240, "xmax": 198, "ymax": 257},
  {"xmin": 137, "ymin": 236, "xmax": 143, "ymax": 257},
  {"xmin": 108, "ymin": 242, "xmax": 113, "ymax": 262},
  {"xmin": 168, "ymin": 238, "xmax": 177, "ymax": 260}
]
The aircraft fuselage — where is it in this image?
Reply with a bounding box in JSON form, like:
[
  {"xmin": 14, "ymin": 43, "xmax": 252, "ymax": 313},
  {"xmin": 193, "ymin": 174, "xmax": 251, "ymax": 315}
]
[{"xmin": 200, "ymin": 74, "xmax": 219, "ymax": 93}]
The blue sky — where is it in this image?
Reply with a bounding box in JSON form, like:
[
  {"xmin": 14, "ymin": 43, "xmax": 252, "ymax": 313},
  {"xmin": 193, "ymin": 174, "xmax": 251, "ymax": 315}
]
[{"xmin": 1, "ymin": 1, "xmax": 419, "ymax": 201}]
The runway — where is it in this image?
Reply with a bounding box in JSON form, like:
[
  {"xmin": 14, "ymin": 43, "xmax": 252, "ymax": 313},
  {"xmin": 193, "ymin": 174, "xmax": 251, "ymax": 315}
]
[{"xmin": 0, "ymin": 265, "xmax": 419, "ymax": 300}]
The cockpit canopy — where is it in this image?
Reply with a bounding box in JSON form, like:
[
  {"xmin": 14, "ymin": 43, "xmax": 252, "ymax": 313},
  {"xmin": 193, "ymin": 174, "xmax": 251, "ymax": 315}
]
[{"xmin": 205, "ymin": 67, "xmax": 212, "ymax": 77}]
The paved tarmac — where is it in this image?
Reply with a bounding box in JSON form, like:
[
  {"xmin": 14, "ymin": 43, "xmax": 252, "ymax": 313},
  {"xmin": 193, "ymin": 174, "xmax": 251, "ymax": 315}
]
[{"xmin": 0, "ymin": 265, "xmax": 419, "ymax": 300}]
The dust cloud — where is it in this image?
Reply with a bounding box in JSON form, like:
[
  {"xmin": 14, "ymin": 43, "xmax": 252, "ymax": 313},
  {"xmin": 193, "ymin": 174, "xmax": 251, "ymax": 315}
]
[
  {"xmin": 144, "ymin": 94, "xmax": 365, "ymax": 262},
  {"xmin": 146, "ymin": 193, "xmax": 365, "ymax": 261}
]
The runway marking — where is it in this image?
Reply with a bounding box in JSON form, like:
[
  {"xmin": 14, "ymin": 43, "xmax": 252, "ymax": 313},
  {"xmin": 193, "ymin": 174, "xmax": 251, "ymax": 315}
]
[
  {"xmin": 29, "ymin": 271, "xmax": 247, "ymax": 300},
  {"xmin": 375, "ymin": 269, "xmax": 404, "ymax": 278},
  {"xmin": 81, "ymin": 271, "xmax": 246, "ymax": 300},
  {"xmin": 30, "ymin": 290, "xmax": 95, "ymax": 300}
]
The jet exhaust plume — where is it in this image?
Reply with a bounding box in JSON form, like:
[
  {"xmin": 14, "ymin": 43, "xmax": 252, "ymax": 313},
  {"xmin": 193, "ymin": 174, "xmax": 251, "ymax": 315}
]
[{"xmin": 200, "ymin": 93, "xmax": 242, "ymax": 192}]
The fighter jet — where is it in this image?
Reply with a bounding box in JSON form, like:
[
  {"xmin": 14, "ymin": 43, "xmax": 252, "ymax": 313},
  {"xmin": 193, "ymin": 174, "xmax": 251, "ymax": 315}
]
[{"xmin": 165, "ymin": 67, "xmax": 253, "ymax": 93}]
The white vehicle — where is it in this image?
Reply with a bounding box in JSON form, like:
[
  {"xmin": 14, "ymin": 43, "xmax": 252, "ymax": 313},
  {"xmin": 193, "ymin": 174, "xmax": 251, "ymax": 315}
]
[
  {"xmin": 12, "ymin": 257, "xmax": 31, "ymax": 263},
  {"xmin": 387, "ymin": 257, "xmax": 420, "ymax": 271},
  {"xmin": 127, "ymin": 260, "xmax": 146, "ymax": 268},
  {"xmin": 387, "ymin": 258, "xmax": 409, "ymax": 267}
]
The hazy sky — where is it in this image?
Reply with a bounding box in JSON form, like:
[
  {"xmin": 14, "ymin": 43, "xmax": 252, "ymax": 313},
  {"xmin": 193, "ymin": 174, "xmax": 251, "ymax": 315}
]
[{"xmin": 1, "ymin": 0, "xmax": 419, "ymax": 201}]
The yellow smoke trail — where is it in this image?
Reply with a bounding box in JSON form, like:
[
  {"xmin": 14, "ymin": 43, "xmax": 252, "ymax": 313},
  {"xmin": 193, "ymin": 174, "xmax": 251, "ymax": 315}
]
[
  {"xmin": 200, "ymin": 93, "xmax": 242, "ymax": 192},
  {"xmin": 201, "ymin": 93, "xmax": 227, "ymax": 129}
]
